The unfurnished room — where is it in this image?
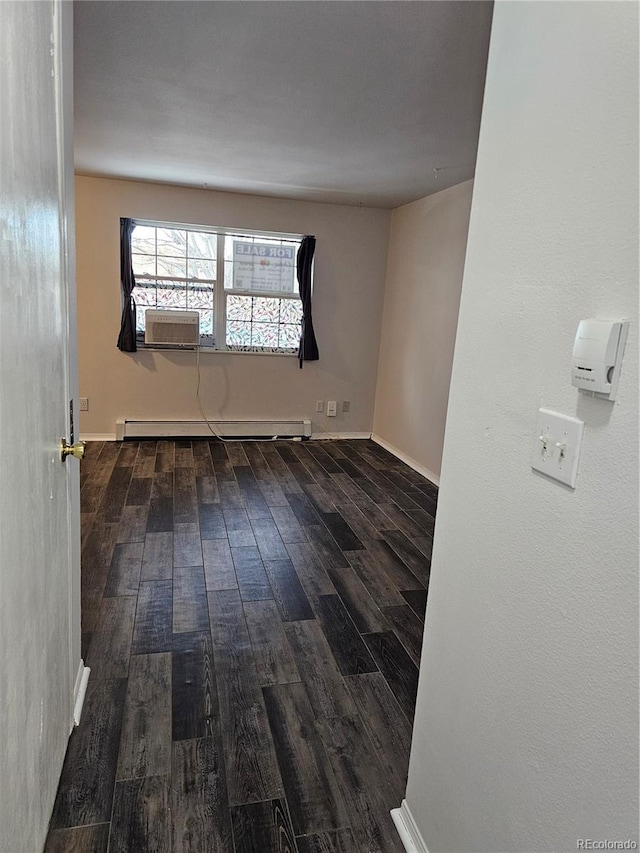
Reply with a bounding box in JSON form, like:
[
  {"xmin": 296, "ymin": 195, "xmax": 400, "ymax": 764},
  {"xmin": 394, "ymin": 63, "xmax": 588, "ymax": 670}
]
[{"xmin": 1, "ymin": 2, "xmax": 638, "ymax": 853}]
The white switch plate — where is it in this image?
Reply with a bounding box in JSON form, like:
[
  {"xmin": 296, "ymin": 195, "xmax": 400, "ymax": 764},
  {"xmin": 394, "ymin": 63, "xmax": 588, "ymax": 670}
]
[
  {"xmin": 531, "ymin": 408, "xmax": 584, "ymax": 488},
  {"xmin": 327, "ymin": 400, "xmax": 337, "ymax": 417}
]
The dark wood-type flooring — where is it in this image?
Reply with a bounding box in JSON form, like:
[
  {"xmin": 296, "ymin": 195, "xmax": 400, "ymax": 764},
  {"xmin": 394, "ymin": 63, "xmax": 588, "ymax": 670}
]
[{"xmin": 45, "ymin": 438, "xmax": 436, "ymax": 853}]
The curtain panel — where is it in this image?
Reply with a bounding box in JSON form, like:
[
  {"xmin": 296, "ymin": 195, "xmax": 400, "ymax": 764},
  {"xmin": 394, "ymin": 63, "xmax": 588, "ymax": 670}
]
[
  {"xmin": 297, "ymin": 235, "xmax": 319, "ymax": 368},
  {"xmin": 117, "ymin": 217, "xmax": 137, "ymax": 352}
]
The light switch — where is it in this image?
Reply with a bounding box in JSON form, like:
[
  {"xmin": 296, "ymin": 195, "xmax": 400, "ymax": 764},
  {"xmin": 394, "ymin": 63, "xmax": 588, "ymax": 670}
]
[
  {"xmin": 327, "ymin": 400, "xmax": 337, "ymax": 417},
  {"xmin": 531, "ymin": 408, "xmax": 584, "ymax": 488}
]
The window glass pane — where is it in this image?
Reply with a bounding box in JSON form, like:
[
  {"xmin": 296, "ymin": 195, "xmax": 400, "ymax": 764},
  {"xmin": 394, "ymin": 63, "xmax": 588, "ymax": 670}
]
[
  {"xmin": 132, "ymin": 253, "xmax": 156, "ymax": 276},
  {"xmin": 252, "ymin": 322, "xmax": 279, "ymax": 347},
  {"xmin": 252, "ymin": 297, "xmax": 280, "ymax": 323},
  {"xmin": 197, "ymin": 309, "xmax": 214, "ymax": 336},
  {"xmin": 187, "ymin": 231, "xmax": 217, "ymax": 260},
  {"xmin": 279, "ymin": 324, "xmax": 301, "ymax": 349},
  {"xmin": 187, "ymin": 284, "xmax": 214, "ymax": 309},
  {"xmin": 132, "ymin": 225, "xmax": 156, "ymax": 255},
  {"xmin": 226, "ymin": 295, "xmax": 252, "ymax": 320},
  {"xmin": 157, "ymin": 255, "xmax": 187, "ymax": 278},
  {"xmin": 156, "ymin": 282, "xmax": 187, "ymax": 309},
  {"xmin": 227, "ymin": 320, "xmax": 252, "ymax": 347},
  {"xmin": 280, "ymin": 299, "xmax": 303, "ymax": 324},
  {"xmin": 187, "ymin": 257, "xmax": 216, "ymax": 280},
  {"xmin": 156, "ymin": 228, "xmax": 187, "ymax": 257},
  {"xmin": 136, "ymin": 285, "xmax": 157, "ymax": 307}
]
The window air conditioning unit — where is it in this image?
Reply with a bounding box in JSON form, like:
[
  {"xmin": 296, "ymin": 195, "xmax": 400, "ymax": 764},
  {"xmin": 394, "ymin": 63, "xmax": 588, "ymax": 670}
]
[{"xmin": 144, "ymin": 309, "xmax": 200, "ymax": 347}]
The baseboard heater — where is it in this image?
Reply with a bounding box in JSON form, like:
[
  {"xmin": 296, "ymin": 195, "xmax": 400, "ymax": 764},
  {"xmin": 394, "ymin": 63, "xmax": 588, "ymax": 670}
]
[{"xmin": 116, "ymin": 418, "xmax": 312, "ymax": 440}]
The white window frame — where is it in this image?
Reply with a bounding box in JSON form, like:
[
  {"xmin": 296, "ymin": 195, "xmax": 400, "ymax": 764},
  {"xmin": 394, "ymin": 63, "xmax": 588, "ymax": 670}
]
[{"xmin": 132, "ymin": 218, "xmax": 304, "ymax": 354}]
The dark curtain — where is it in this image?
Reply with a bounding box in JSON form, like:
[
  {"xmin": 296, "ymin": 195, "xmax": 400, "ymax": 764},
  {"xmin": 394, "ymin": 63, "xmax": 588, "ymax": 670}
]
[
  {"xmin": 117, "ymin": 217, "xmax": 137, "ymax": 352},
  {"xmin": 297, "ymin": 235, "xmax": 318, "ymax": 368}
]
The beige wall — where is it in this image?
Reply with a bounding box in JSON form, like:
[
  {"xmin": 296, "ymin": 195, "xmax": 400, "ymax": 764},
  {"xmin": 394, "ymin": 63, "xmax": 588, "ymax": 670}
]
[
  {"xmin": 76, "ymin": 175, "xmax": 390, "ymax": 437},
  {"xmin": 372, "ymin": 180, "xmax": 473, "ymax": 481}
]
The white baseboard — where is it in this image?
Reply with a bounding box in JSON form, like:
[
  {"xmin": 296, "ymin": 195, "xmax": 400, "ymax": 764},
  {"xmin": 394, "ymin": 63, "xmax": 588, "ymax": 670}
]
[
  {"xmin": 80, "ymin": 433, "xmax": 117, "ymax": 442},
  {"xmin": 391, "ymin": 800, "xmax": 430, "ymax": 853},
  {"xmin": 311, "ymin": 432, "xmax": 372, "ymax": 440},
  {"xmin": 371, "ymin": 434, "xmax": 440, "ymax": 487},
  {"xmin": 72, "ymin": 661, "xmax": 91, "ymax": 727}
]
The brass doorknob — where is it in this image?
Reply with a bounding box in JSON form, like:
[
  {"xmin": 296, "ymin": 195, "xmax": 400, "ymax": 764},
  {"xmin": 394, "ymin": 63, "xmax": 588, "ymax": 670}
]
[{"xmin": 60, "ymin": 438, "xmax": 86, "ymax": 462}]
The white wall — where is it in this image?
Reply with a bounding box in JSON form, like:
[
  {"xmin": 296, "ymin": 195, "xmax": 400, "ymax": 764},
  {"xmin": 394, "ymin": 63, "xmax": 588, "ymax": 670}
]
[
  {"xmin": 405, "ymin": 3, "xmax": 639, "ymax": 852},
  {"xmin": 76, "ymin": 176, "xmax": 390, "ymax": 437},
  {"xmin": 373, "ymin": 180, "xmax": 473, "ymax": 481}
]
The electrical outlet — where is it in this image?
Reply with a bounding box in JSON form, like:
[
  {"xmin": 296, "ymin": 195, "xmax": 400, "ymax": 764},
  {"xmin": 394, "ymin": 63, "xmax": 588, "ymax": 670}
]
[
  {"xmin": 342, "ymin": 400, "xmax": 351, "ymax": 413},
  {"xmin": 315, "ymin": 400, "xmax": 324, "ymax": 413},
  {"xmin": 79, "ymin": 398, "xmax": 89, "ymax": 411},
  {"xmin": 327, "ymin": 400, "xmax": 337, "ymax": 417}
]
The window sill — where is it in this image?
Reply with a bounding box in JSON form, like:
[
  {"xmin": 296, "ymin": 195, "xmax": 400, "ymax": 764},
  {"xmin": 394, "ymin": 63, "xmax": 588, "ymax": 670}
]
[{"xmin": 134, "ymin": 343, "xmax": 298, "ymax": 358}]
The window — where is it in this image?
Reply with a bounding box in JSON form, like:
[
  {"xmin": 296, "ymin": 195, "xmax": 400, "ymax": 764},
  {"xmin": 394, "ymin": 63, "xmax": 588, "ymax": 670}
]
[{"xmin": 130, "ymin": 220, "xmax": 304, "ymax": 353}]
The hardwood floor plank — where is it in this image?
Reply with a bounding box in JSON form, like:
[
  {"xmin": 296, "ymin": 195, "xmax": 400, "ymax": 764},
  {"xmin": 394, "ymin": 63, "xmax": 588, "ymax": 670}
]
[
  {"xmin": 209, "ymin": 440, "xmax": 229, "ymax": 462},
  {"xmin": 316, "ymin": 715, "xmax": 405, "ymax": 853},
  {"xmin": 173, "ymin": 566, "xmax": 210, "ymax": 633},
  {"xmin": 151, "ymin": 470, "xmax": 174, "ymax": 498},
  {"xmin": 82, "ymin": 522, "xmax": 118, "ymax": 571},
  {"xmin": 381, "ymin": 604, "xmax": 425, "ymax": 666},
  {"xmin": 315, "ymin": 595, "xmax": 377, "ymax": 676},
  {"xmin": 193, "ymin": 442, "xmax": 215, "ymax": 477},
  {"xmin": 271, "ymin": 505, "xmax": 306, "ymax": 543},
  {"xmin": 325, "ymin": 565, "xmax": 387, "ymax": 634},
  {"xmin": 50, "ymin": 678, "xmax": 126, "ymax": 828},
  {"xmin": 155, "ymin": 440, "xmax": 175, "ymax": 472},
  {"xmin": 362, "ymin": 539, "xmax": 425, "ymax": 592},
  {"xmin": 116, "ymin": 505, "xmax": 149, "ymax": 544},
  {"xmin": 132, "ymin": 580, "xmax": 173, "ymax": 655},
  {"xmin": 218, "ymin": 479, "xmax": 245, "ymax": 509},
  {"xmin": 400, "ymin": 588, "xmax": 428, "ymax": 621},
  {"xmin": 175, "ymin": 442, "xmax": 194, "ymax": 467},
  {"xmin": 235, "ymin": 464, "xmax": 272, "ymax": 518},
  {"xmin": 44, "ymin": 824, "xmax": 110, "ymax": 853},
  {"xmin": 172, "ymin": 736, "xmax": 233, "ymax": 853},
  {"xmin": 203, "ymin": 538, "xmax": 237, "ymax": 591},
  {"xmin": 383, "ymin": 529, "xmax": 431, "ymax": 585},
  {"xmin": 172, "ymin": 631, "xmax": 216, "ymax": 741},
  {"xmin": 174, "ymin": 466, "xmax": 199, "ymax": 523},
  {"xmin": 133, "ymin": 449, "xmax": 157, "ymax": 479},
  {"xmin": 230, "ymin": 798, "xmax": 297, "ymax": 853},
  {"xmin": 378, "ymin": 502, "xmax": 430, "ymax": 540},
  {"xmin": 303, "ymin": 482, "xmax": 336, "ymax": 513},
  {"xmin": 244, "ymin": 600, "xmax": 301, "ymax": 686},
  {"xmin": 86, "ymin": 596, "xmax": 136, "ymax": 679},
  {"xmin": 104, "ymin": 542, "xmax": 143, "ymax": 597},
  {"xmin": 296, "ymin": 828, "xmax": 358, "ymax": 853},
  {"xmin": 263, "ymin": 682, "xmax": 349, "ymax": 835},
  {"xmin": 363, "ymin": 632, "xmax": 419, "ymax": 724},
  {"xmin": 115, "ymin": 441, "xmax": 139, "ymax": 467},
  {"xmin": 286, "ymin": 492, "xmax": 322, "ymax": 527},
  {"xmin": 126, "ymin": 476, "xmax": 152, "ymax": 506},
  {"xmin": 320, "ymin": 512, "xmax": 364, "ymax": 552},
  {"xmin": 98, "ymin": 466, "xmax": 133, "ymax": 522},
  {"xmin": 141, "ymin": 531, "xmax": 173, "ymax": 581},
  {"xmin": 286, "ymin": 542, "xmax": 336, "ymax": 598},
  {"xmin": 345, "ymin": 672, "xmax": 413, "ymax": 801},
  {"xmin": 284, "ymin": 620, "xmax": 355, "ymax": 719},
  {"xmin": 196, "ymin": 474, "xmax": 220, "ymax": 504},
  {"xmin": 173, "ymin": 530, "xmax": 203, "ymax": 567},
  {"xmin": 264, "ymin": 559, "xmax": 315, "ymax": 622},
  {"xmin": 117, "ymin": 652, "xmax": 171, "ymax": 779},
  {"xmin": 208, "ymin": 590, "xmax": 284, "ymax": 805},
  {"xmin": 232, "ymin": 545, "xmax": 273, "ymax": 601},
  {"xmin": 109, "ymin": 775, "xmax": 171, "ymax": 853},
  {"xmin": 223, "ymin": 507, "xmax": 257, "ymax": 547},
  {"xmin": 261, "ymin": 446, "xmax": 304, "ymax": 494},
  {"xmin": 331, "ymin": 473, "xmax": 398, "ymax": 533},
  {"xmin": 146, "ymin": 496, "xmax": 173, "ymax": 533},
  {"xmin": 198, "ymin": 502, "xmax": 227, "ymax": 539},
  {"xmin": 252, "ymin": 516, "xmax": 290, "ymax": 561},
  {"xmin": 305, "ymin": 524, "xmax": 350, "ymax": 570}
]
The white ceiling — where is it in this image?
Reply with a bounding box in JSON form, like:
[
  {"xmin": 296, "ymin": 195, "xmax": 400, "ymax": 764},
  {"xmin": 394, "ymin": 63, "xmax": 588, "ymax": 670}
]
[{"xmin": 74, "ymin": 1, "xmax": 493, "ymax": 209}]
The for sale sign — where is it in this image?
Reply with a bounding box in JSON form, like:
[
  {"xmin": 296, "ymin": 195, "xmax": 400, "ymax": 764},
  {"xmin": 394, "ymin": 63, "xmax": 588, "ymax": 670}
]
[{"xmin": 233, "ymin": 242, "xmax": 296, "ymax": 294}]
